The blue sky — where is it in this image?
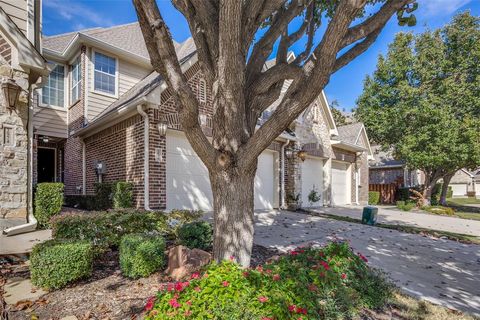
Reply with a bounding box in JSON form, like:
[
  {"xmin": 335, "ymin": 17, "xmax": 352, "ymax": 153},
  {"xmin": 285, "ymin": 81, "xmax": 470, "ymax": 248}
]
[{"xmin": 43, "ymin": 0, "xmax": 480, "ymax": 111}]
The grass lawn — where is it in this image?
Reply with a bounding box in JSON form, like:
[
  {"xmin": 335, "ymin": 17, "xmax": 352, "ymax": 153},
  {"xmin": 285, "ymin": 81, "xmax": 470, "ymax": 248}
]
[
  {"xmin": 447, "ymin": 197, "xmax": 480, "ymax": 205},
  {"xmin": 444, "ymin": 197, "xmax": 480, "ymax": 220}
]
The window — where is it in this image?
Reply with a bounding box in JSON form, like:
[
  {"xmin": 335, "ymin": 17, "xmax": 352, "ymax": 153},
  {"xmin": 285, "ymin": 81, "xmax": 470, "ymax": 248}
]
[
  {"xmin": 42, "ymin": 64, "xmax": 65, "ymax": 107},
  {"xmin": 94, "ymin": 52, "xmax": 116, "ymax": 95},
  {"xmin": 3, "ymin": 126, "xmax": 14, "ymax": 146},
  {"xmin": 198, "ymin": 79, "xmax": 206, "ymax": 103},
  {"xmin": 71, "ymin": 57, "xmax": 81, "ymax": 103}
]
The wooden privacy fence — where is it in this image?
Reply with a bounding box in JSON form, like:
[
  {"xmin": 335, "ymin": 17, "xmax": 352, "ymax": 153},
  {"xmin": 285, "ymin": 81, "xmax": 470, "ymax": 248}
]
[{"xmin": 369, "ymin": 184, "xmax": 398, "ymax": 204}]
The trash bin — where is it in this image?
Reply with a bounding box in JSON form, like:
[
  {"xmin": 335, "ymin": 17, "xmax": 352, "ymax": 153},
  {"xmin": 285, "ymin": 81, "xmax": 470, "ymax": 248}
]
[{"xmin": 362, "ymin": 206, "xmax": 378, "ymax": 225}]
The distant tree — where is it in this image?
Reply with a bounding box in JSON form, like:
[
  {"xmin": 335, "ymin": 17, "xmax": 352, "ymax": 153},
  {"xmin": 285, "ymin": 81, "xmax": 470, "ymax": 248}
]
[
  {"xmin": 356, "ymin": 12, "xmax": 480, "ymax": 205},
  {"xmin": 330, "ymin": 100, "xmax": 348, "ymax": 125}
]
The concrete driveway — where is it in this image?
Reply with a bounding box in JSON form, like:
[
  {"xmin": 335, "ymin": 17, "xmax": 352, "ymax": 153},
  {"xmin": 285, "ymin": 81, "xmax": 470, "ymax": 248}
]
[
  {"xmin": 310, "ymin": 205, "xmax": 480, "ymax": 236},
  {"xmin": 253, "ymin": 210, "xmax": 480, "ymax": 316}
]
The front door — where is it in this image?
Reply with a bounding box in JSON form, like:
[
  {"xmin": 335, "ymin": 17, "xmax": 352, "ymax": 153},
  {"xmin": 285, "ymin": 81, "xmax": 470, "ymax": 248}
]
[{"xmin": 37, "ymin": 148, "xmax": 56, "ymax": 183}]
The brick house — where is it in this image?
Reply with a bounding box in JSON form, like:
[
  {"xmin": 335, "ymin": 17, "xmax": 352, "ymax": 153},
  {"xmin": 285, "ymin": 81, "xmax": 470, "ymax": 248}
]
[
  {"xmin": 30, "ymin": 22, "xmax": 372, "ymax": 213},
  {"xmin": 448, "ymin": 168, "xmax": 479, "ymax": 198},
  {"xmin": 1, "ymin": 0, "xmax": 48, "ymax": 233}
]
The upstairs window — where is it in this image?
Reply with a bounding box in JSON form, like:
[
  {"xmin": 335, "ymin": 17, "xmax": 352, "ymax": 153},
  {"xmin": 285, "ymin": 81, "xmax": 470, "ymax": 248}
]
[
  {"xmin": 71, "ymin": 57, "xmax": 81, "ymax": 103},
  {"xmin": 42, "ymin": 64, "xmax": 65, "ymax": 107},
  {"xmin": 94, "ymin": 52, "xmax": 116, "ymax": 95}
]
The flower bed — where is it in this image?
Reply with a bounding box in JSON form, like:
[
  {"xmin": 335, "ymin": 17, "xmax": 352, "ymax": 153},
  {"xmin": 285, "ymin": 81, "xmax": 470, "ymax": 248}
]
[{"xmin": 144, "ymin": 242, "xmax": 393, "ymax": 319}]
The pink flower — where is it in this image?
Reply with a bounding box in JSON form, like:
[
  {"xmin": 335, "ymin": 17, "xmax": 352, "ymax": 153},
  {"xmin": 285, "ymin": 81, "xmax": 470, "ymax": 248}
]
[
  {"xmin": 358, "ymin": 253, "xmax": 368, "ymax": 263},
  {"xmin": 222, "ymin": 281, "xmax": 229, "ymax": 287},
  {"xmin": 169, "ymin": 298, "xmax": 181, "ymax": 308},
  {"xmin": 341, "ymin": 273, "xmax": 347, "ymax": 280},
  {"xmin": 261, "ymin": 318, "xmax": 273, "ymax": 320},
  {"xmin": 229, "ymin": 255, "xmax": 235, "ymax": 261},
  {"xmin": 266, "ymin": 269, "xmax": 272, "ymax": 274},
  {"xmin": 174, "ymin": 282, "xmax": 184, "ymax": 292},
  {"xmin": 256, "ymin": 265, "xmax": 263, "ymax": 272},
  {"xmin": 184, "ymin": 310, "xmax": 192, "ymax": 316},
  {"xmin": 145, "ymin": 297, "xmax": 155, "ymax": 311},
  {"xmin": 167, "ymin": 283, "xmax": 175, "ymax": 292},
  {"xmin": 272, "ymin": 274, "xmax": 280, "ymax": 281},
  {"xmin": 258, "ymin": 296, "xmax": 269, "ymax": 303},
  {"xmin": 288, "ymin": 305, "xmax": 296, "ymax": 312},
  {"xmin": 186, "ymin": 300, "xmax": 192, "ymax": 306},
  {"xmin": 194, "ymin": 286, "xmax": 201, "ymax": 292},
  {"xmin": 191, "ymin": 272, "xmax": 200, "ymax": 279}
]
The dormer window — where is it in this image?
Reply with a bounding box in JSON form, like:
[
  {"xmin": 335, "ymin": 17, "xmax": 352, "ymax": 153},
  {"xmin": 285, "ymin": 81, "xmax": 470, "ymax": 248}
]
[
  {"xmin": 93, "ymin": 51, "xmax": 117, "ymax": 96},
  {"xmin": 42, "ymin": 64, "xmax": 65, "ymax": 108}
]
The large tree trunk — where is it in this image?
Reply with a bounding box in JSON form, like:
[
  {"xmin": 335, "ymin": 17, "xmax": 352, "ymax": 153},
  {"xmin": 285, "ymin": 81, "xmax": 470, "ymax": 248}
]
[
  {"xmin": 422, "ymin": 173, "xmax": 440, "ymax": 206},
  {"xmin": 210, "ymin": 167, "xmax": 256, "ymax": 267},
  {"xmin": 439, "ymin": 172, "xmax": 454, "ymax": 206}
]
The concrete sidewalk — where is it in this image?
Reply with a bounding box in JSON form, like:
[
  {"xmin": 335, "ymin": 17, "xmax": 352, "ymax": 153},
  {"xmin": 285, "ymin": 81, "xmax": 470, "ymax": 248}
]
[
  {"xmin": 310, "ymin": 206, "xmax": 480, "ymax": 236},
  {"xmin": 0, "ymin": 230, "xmax": 52, "ymax": 255},
  {"xmin": 253, "ymin": 210, "xmax": 480, "ymax": 316}
]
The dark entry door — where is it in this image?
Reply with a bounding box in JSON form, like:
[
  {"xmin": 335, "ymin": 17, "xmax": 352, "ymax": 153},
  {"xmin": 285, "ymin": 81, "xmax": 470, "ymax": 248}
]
[{"xmin": 37, "ymin": 148, "xmax": 56, "ymax": 183}]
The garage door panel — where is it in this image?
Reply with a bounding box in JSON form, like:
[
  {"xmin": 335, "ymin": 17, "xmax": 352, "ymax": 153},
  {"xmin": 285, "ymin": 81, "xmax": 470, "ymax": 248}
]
[
  {"xmin": 167, "ymin": 132, "xmax": 276, "ymax": 211},
  {"xmin": 301, "ymin": 158, "xmax": 323, "ymax": 207},
  {"xmin": 450, "ymin": 184, "xmax": 467, "ymax": 197}
]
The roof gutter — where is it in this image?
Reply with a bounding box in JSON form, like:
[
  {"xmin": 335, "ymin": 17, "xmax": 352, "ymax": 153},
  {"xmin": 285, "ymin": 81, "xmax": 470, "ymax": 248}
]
[{"xmin": 330, "ymin": 140, "xmax": 367, "ymax": 152}]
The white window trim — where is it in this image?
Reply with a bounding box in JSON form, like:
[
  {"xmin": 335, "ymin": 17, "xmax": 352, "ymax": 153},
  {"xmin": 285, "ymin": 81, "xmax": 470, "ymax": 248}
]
[
  {"xmin": 91, "ymin": 49, "xmax": 119, "ymax": 99},
  {"xmin": 38, "ymin": 62, "xmax": 68, "ymax": 109},
  {"xmin": 2, "ymin": 124, "xmax": 15, "ymax": 146},
  {"xmin": 70, "ymin": 55, "xmax": 82, "ymax": 106},
  {"xmin": 198, "ymin": 78, "xmax": 207, "ymax": 103}
]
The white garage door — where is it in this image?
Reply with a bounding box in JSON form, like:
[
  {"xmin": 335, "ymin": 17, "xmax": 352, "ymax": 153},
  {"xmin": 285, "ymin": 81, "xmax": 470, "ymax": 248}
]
[
  {"xmin": 450, "ymin": 184, "xmax": 467, "ymax": 197},
  {"xmin": 331, "ymin": 161, "xmax": 350, "ymax": 206},
  {"xmin": 301, "ymin": 158, "xmax": 323, "ymax": 207},
  {"xmin": 166, "ymin": 131, "xmax": 277, "ymax": 211}
]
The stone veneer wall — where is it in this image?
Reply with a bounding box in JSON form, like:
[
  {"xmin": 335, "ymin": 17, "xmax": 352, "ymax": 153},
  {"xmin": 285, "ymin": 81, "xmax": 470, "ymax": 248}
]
[{"xmin": 0, "ymin": 53, "xmax": 30, "ymax": 218}]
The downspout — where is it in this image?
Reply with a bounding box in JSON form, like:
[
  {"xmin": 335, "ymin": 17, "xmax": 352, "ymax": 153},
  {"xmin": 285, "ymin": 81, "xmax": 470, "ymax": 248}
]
[
  {"xmin": 81, "ymin": 138, "xmax": 86, "ymax": 195},
  {"xmin": 137, "ymin": 103, "xmax": 150, "ymax": 210},
  {"xmin": 280, "ymin": 140, "xmax": 290, "ymax": 209},
  {"xmin": 4, "ymin": 84, "xmax": 38, "ymax": 235}
]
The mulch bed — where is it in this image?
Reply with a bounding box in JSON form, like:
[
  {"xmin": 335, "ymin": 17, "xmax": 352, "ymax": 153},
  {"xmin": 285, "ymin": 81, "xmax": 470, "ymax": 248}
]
[{"xmin": 2, "ymin": 244, "xmax": 281, "ymax": 320}]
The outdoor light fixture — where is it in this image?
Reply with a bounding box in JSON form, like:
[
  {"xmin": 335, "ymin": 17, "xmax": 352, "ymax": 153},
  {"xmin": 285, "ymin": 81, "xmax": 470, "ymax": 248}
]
[
  {"xmin": 157, "ymin": 122, "xmax": 168, "ymax": 137},
  {"xmin": 1, "ymin": 78, "xmax": 21, "ymax": 109},
  {"xmin": 297, "ymin": 150, "xmax": 307, "ymax": 162},
  {"xmin": 41, "ymin": 136, "xmax": 49, "ymax": 143}
]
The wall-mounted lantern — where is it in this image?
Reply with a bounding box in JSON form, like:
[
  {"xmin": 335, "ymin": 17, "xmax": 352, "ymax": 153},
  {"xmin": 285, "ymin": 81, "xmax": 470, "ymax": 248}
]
[
  {"xmin": 157, "ymin": 122, "xmax": 168, "ymax": 137},
  {"xmin": 286, "ymin": 148, "xmax": 308, "ymax": 162},
  {"xmin": 1, "ymin": 78, "xmax": 21, "ymax": 109}
]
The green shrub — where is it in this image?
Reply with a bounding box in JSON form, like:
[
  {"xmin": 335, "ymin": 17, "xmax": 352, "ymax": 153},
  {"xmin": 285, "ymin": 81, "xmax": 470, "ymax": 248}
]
[
  {"xmin": 34, "ymin": 183, "xmax": 64, "ymax": 228},
  {"xmin": 396, "ymin": 201, "xmax": 415, "ymax": 211},
  {"xmin": 178, "ymin": 221, "xmax": 213, "ymax": 251},
  {"xmin": 30, "ymin": 239, "xmax": 93, "ymax": 289},
  {"xmin": 64, "ymin": 195, "xmax": 98, "ymax": 210},
  {"xmin": 119, "ymin": 233, "xmax": 166, "ymax": 279},
  {"xmin": 166, "ymin": 209, "xmax": 204, "ymax": 238},
  {"xmin": 113, "ymin": 181, "xmax": 134, "ymax": 209},
  {"xmin": 447, "ymin": 186, "xmax": 453, "ymax": 199},
  {"xmin": 51, "ymin": 210, "xmax": 168, "ymax": 248},
  {"xmin": 368, "ymin": 191, "xmax": 380, "ymax": 205},
  {"xmin": 144, "ymin": 242, "xmax": 393, "ymax": 320},
  {"xmin": 94, "ymin": 182, "xmax": 113, "ymax": 210},
  {"xmin": 423, "ymin": 206, "xmax": 455, "ymax": 216}
]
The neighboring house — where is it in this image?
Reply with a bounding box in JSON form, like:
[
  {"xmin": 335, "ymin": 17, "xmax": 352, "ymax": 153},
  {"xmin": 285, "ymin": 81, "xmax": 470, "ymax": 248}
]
[
  {"xmin": 0, "ymin": 0, "xmax": 48, "ymax": 222},
  {"xmin": 32, "ymin": 22, "xmax": 372, "ymax": 212},
  {"xmin": 449, "ymin": 168, "xmax": 479, "ymax": 198},
  {"xmin": 369, "ymin": 145, "xmax": 424, "ymax": 187}
]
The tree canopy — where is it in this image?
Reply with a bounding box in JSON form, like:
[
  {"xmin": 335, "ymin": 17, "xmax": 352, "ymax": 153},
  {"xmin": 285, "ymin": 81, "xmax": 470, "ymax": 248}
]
[{"xmin": 356, "ymin": 12, "xmax": 480, "ymax": 200}]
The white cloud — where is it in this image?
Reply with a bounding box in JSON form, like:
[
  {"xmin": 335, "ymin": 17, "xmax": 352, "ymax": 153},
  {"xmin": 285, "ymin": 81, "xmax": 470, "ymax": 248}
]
[
  {"xmin": 44, "ymin": 0, "xmax": 114, "ymax": 27},
  {"xmin": 418, "ymin": 0, "xmax": 472, "ymax": 17}
]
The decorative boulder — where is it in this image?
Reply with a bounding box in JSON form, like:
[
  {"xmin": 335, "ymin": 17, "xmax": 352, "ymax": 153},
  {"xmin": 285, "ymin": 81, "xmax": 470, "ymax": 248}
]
[{"xmin": 165, "ymin": 245, "xmax": 211, "ymax": 280}]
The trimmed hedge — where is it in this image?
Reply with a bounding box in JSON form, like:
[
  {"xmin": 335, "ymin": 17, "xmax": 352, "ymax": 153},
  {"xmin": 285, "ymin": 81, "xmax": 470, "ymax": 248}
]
[
  {"xmin": 119, "ymin": 233, "xmax": 166, "ymax": 279},
  {"xmin": 113, "ymin": 182, "xmax": 134, "ymax": 209},
  {"xmin": 64, "ymin": 195, "xmax": 98, "ymax": 210},
  {"xmin": 51, "ymin": 210, "xmax": 168, "ymax": 248},
  {"xmin": 178, "ymin": 221, "xmax": 213, "ymax": 251},
  {"xmin": 94, "ymin": 182, "xmax": 113, "ymax": 210},
  {"xmin": 34, "ymin": 183, "xmax": 64, "ymax": 228},
  {"xmin": 30, "ymin": 239, "xmax": 93, "ymax": 289},
  {"xmin": 396, "ymin": 200, "xmax": 415, "ymax": 211},
  {"xmin": 368, "ymin": 191, "xmax": 380, "ymax": 205}
]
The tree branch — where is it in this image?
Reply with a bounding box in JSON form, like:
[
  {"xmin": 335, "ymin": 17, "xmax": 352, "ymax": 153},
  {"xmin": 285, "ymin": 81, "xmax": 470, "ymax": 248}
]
[{"xmin": 133, "ymin": 0, "xmax": 216, "ymax": 168}]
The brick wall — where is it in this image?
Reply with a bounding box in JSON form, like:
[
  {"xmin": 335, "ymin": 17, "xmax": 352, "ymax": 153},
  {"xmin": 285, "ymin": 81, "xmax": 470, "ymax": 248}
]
[{"xmin": 64, "ymin": 46, "xmax": 86, "ymax": 194}]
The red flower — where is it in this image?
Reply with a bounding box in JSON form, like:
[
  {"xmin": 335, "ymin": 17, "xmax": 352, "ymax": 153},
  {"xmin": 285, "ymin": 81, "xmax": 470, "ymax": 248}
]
[
  {"xmin": 169, "ymin": 298, "xmax": 181, "ymax": 308},
  {"xmin": 145, "ymin": 297, "xmax": 155, "ymax": 311},
  {"xmin": 296, "ymin": 307, "xmax": 307, "ymax": 315},
  {"xmin": 320, "ymin": 261, "xmax": 330, "ymax": 271},
  {"xmin": 272, "ymin": 274, "xmax": 280, "ymax": 281},
  {"xmin": 258, "ymin": 296, "xmax": 269, "ymax": 303},
  {"xmin": 261, "ymin": 318, "xmax": 273, "ymax": 320},
  {"xmin": 167, "ymin": 283, "xmax": 175, "ymax": 292},
  {"xmin": 266, "ymin": 269, "xmax": 272, "ymax": 274},
  {"xmin": 290, "ymin": 251, "xmax": 299, "ymax": 256},
  {"xmin": 358, "ymin": 253, "xmax": 368, "ymax": 263},
  {"xmin": 288, "ymin": 305, "xmax": 296, "ymax": 312},
  {"xmin": 341, "ymin": 273, "xmax": 347, "ymax": 280},
  {"xmin": 186, "ymin": 300, "xmax": 192, "ymax": 306},
  {"xmin": 191, "ymin": 272, "xmax": 200, "ymax": 279},
  {"xmin": 319, "ymin": 272, "xmax": 325, "ymax": 277},
  {"xmin": 243, "ymin": 271, "xmax": 249, "ymax": 277},
  {"xmin": 222, "ymin": 281, "xmax": 229, "ymax": 287},
  {"xmin": 256, "ymin": 265, "xmax": 264, "ymax": 272},
  {"xmin": 308, "ymin": 283, "xmax": 317, "ymax": 292}
]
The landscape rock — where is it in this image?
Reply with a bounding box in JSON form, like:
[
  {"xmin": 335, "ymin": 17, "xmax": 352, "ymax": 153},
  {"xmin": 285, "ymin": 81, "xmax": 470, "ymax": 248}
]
[{"xmin": 165, "ymin": 245, "xmax": 211, "ymax": 280}]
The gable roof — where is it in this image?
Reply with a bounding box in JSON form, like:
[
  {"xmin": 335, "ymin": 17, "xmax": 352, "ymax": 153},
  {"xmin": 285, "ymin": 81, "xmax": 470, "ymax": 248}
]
[
  {"xmin": 336, "ymin": 122, "xmax": 363, "ymax": 145},
  {"xmin": 331, "ymin": 122, "xmax": 373, "ymax": 157},
  {"xmin": 369, "ymin": 145, "xmax": 405, "ymax": 168}
]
